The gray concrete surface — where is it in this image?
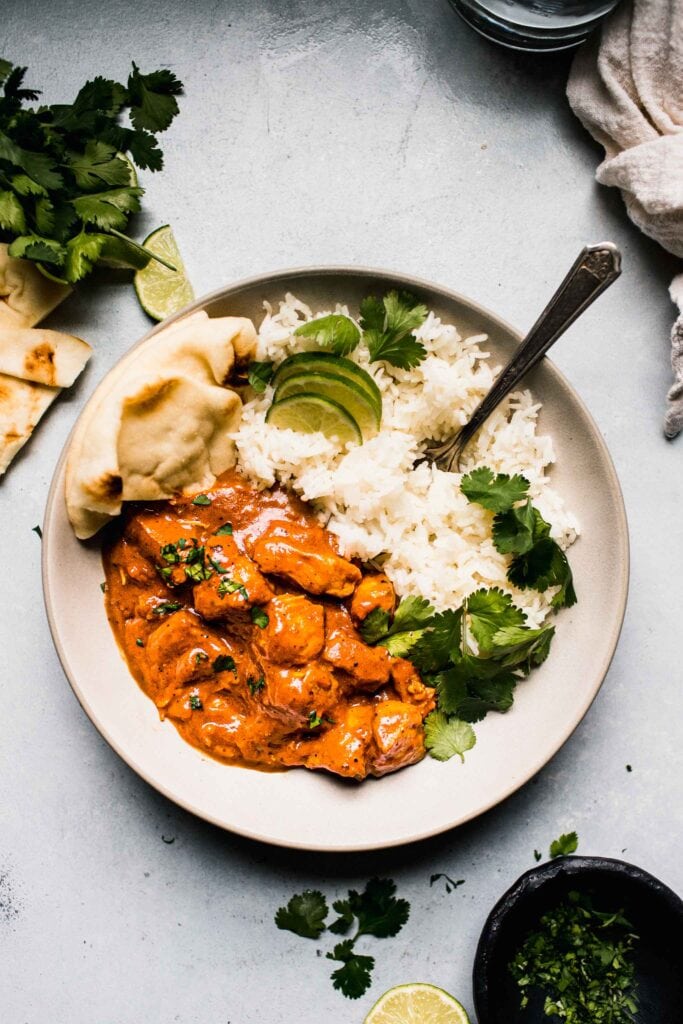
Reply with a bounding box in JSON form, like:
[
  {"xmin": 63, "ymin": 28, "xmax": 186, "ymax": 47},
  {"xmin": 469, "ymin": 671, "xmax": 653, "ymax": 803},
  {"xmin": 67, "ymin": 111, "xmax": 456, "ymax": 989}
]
[{"xmin": 1, "ymin": 1, "xmax": 681, "ymax": 1021}]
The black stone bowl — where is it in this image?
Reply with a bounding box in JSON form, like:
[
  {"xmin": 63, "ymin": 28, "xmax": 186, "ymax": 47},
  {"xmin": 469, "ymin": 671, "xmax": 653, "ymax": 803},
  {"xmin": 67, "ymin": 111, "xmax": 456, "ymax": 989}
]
[{"xmin": 473, "ymin": 856, "xmax": 683, "ymax": 1024}]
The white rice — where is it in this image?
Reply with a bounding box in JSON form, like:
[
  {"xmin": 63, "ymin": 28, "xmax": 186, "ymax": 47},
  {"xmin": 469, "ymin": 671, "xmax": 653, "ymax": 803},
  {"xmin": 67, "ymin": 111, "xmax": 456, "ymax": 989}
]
[{"xmin": 232, "ymin": 294, "xmax": 579, "ymax": 626}]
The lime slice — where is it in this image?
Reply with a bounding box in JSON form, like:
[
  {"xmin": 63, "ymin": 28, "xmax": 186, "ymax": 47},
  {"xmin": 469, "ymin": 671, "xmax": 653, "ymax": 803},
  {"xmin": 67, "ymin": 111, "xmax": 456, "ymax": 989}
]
[
  {"xmin": 272, "ymin": 352, "xmax": 382, "ymax": 419},
  {"xmin": 274, "ymin": 371, "xmax": 380, "ymax": 439},
  {"xmin": 365, "ymin": 984, "xmax": 470, "ymax": 1024},
  {"xmin": 266, "ymin": 393, "xmax": 362, "ymax": 445},
  {"xmin": 134, "ymin": 225, "xmax": 194, "ymax": 321}
]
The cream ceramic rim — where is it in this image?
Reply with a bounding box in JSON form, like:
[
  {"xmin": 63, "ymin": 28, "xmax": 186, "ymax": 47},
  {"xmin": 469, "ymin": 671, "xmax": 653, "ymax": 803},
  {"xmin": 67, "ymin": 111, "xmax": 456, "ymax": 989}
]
[{"xmin": 42, "ymin": 266, "xmax": 629, "ymax": 852}]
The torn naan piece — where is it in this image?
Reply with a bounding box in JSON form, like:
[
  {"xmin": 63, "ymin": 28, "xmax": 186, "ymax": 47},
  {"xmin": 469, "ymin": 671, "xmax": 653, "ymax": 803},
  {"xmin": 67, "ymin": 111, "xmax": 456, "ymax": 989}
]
[
  {"xmin": 65, "ymin": 310, "xmax": 257, "ymax": 539},
  {"xmin": 0, "ymin": 243, "xmax": 71, "ymax": 329},
  {"xmin": 0, "ymin": 327, "xmax": 91, "ymax": 387},
  {"xmin": 0, "ymin": 375, "xmax": 60, "ymax": 475}
]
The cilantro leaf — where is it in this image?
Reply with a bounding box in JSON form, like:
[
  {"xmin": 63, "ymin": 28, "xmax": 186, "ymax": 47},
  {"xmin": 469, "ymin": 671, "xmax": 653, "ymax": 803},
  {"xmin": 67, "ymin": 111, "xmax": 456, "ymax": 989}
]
[
  {"xmin": 492, "ymin": 500, "xmax": 538, "ymax": 555},
  {"xmin": 275, "ymin": 890, "xmax": 328, "ymax": 939},
  {"xmin": 64, "ymin": 232, "xmax": 106, "ymax": 282},
  {"xmin": 329, "ymin": 899, "xmax": 355, "ymax": 935},
  {"xmin": 549, "ymin": 831, "xmax": 579, "ymax": 858},
  {"xmin": 491, "ymin": 623, "xmax": 555, "ymax": 669},
  {"xmin": 0, "ymin": 189, "xmax": 26, "ymax": 233},
  {"xmin": 424, "ymin": 711, "xmax": 476, "ymax": 762},
  {"xmin": 380, "ymin": 628, "xmax": 428, "ymax": 658},
  {"xmin": 215, "ymin": 522, "xmax": 233, "ymax": 536},
  {"xmin": 213, "ymin": 655, "xmax": 236, "ymax": 674},
  {"xmin": 7, "ymin": 234, "xmax": 65, "ymax": 266},
  {"xmin": 0, "ymin": 129, "xmax": 63, "ymax": 190},
  {"xmin": 362, "ymin": 290, "xmax": 428, "ymax": 369},
  {"xmin": 71, "ymin": 186, "xmax": 143, "ymax": 230},
  {"xmin": 327, "ymin": 941, "xmax": 374, "ymax": 999},
  {"xmin": 460, "ymin": 467, "xmax": 530, "ymax": 513},
  {"xmin": 359, "ymin": 608, "xmax": 390, "ymax": 644},
  {"xmin": 508, "ymin": 538, "xmax": 577, "ymax": 608},
  {"xmin": 68, "ymin": 140, "xmax": 132, "ymax": 190},
  {"xmin": 251, "ymin": 607, "xmax": 269, "ymax": 629},
  {"xmin": 390, "ymin": 594, "xmax": 435, "ymax": 633},
  {"xmin": 294, "ymin": 314, "xmax": 361, "ymax": 356},
  {"xmin": 247, "ymin": 360, "xmax": 275, "ymax": 393},
  {"xmin": 410, "ymin": 609, "xmax": 462, "ymax": 673},
  {"xmin": 350, "ymin": 878, "xmax": 410, "ymax": 939},
  {"xmin": 466, "ymin": 588, "xmax": 525, "ymax": 654},
  {"xmin": 127, "ymin": 64, "xmax": 183, "ymax": 133}
]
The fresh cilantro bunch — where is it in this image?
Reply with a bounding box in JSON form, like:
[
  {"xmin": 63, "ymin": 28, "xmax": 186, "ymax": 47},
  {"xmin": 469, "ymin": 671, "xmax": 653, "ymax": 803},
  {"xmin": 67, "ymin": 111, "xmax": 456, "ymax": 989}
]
[
  {"xmin": 0, "ymin": 59, "xmax": 183, "ymax": 282},
  {"xmin": 461, "ymin": 467, "xmax": 577, "ymax": 609},
  {"xmin": 275, "ymin": 878, "xmax": 410, "ymax": 999}
]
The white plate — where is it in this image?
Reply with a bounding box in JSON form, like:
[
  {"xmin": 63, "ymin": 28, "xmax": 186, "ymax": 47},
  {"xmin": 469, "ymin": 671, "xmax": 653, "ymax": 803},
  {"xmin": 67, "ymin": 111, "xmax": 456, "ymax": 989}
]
[{"xmin": 43, "ymin": 267, "xmax": 629, "ymax": 851}]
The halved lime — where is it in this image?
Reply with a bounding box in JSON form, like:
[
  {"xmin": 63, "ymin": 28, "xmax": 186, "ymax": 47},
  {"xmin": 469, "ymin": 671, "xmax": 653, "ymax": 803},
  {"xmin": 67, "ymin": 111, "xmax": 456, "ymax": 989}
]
[
  {"xmin": 274, "ymin": 371, "xmax": 380, "ymax": 439},
  {"xmin": 134, "ymin": 225, "xmax": 194, "ymax": 321},
  {"xmin": 266, "ymin": 393, "xmax": 362, "ymax": 445},
  {"xmin": 272, "ymin": 352, "xmax": 382, "ymax": 419},
  {"xmin": 365, "ymin": 984, "xmax": 470, "ymax": 1024}
]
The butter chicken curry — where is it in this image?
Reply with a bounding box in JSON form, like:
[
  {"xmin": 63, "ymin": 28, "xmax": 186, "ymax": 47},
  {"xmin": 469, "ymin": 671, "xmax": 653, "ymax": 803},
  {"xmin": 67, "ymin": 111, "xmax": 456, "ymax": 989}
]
[{"xmin": 103, "ymin": 471, "xmax": 435, "ymax": 779}]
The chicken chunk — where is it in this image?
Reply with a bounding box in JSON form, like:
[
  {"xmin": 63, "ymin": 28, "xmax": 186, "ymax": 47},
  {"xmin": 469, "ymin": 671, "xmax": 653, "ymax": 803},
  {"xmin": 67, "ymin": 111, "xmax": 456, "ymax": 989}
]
[
  {"xmin": 390, "ymin": 658, "xmax": 436, "ymax": 715},
  {"xmin": 369, "ymin": 700, "xmax": 425, "ymax": 776},
  {"xmin": 323, "ymin": 606, "xmax": 391, "ymax": 688},
  {"xmin": 261, "ymin": 661, "xmax": 339, "ymax": 730},
  {"xmin": 349, "ymin": 573, "xmax": 396, "ymax": 623},
  {"xmin": 291, "ymin": 702, "xmax": 375, "ymax": 779},
  {"xmin": 144, "ymin": 608, "xmax": 254, "ymax": 706},
  {"xmin": 254, "ymin": 594, "xmax": 325, "ymax": 665},
  {"xmin": 251, "ymin": 520, "xmax": 361, "ymax": 598},
  {"xmin": 193, "ymin": 535, "xmax": 273, "ymax": 620},
  {"xmin": 127, "ymin": 511, "xmax": 204, "ymax": 585}
]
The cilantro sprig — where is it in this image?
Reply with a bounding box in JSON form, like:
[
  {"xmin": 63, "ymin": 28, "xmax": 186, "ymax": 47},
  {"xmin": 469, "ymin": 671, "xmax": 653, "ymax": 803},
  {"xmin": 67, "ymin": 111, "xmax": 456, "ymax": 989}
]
[
  {"xmin": 0, "ymin": 59, "xmax": 183, "ymax": 282},
  {"xmin": 360, "ymin": 290, "xmax": 428, "ymax": 369},
  {"xmin": 275, "ymin": 878, "xmax": 409, "ymax": 999},
  {"xmin": 461, "ymin": 467, "xmax": 577, "ymax": 609}
]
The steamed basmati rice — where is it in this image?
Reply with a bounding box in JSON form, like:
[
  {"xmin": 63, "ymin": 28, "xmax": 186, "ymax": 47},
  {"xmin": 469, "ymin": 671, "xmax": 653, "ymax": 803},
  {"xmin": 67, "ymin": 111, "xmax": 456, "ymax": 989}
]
[{"xmin": 232, "ymin": 294, "xmax": 579, "ymax": 627}]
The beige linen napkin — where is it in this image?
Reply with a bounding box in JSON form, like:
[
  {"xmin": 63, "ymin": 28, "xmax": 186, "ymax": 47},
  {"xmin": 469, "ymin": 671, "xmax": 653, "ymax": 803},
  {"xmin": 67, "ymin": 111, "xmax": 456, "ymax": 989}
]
[{"xmin": 567, "ymin": 0, "xmax": 683, "ymax": 438}]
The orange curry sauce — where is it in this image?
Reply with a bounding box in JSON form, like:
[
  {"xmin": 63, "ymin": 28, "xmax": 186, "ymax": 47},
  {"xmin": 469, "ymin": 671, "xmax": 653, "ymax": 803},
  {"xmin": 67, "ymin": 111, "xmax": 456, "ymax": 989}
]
[{"xmin": 103, "ymin": 471, "xmax": 435, "ymax": 780}]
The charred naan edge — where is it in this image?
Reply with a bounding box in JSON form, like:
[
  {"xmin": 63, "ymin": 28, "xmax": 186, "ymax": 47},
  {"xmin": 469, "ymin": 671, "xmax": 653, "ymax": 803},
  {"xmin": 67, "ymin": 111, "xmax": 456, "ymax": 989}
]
[
  {"xmin": 0, "ymin": 243, "xmax": 71, "ymax": 328},
  {"xmin": 0, "ymin": 375, "xmax": 60, "ymax": 475},
  {"xmin": 65, "ymin": 311, "xmax": 257, "ymax": 540},
  {"xmin": 0, "ymin": 328, "xmax": 91, "ymax": 387},
  {"xmin": 0, "ymin": 247, "xmax": 86, "ymax": 477}
]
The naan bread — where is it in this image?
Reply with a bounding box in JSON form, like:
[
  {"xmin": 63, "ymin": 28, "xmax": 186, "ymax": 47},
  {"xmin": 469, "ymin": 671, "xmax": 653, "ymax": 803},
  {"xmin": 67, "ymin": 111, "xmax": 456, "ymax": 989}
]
[
  {"xmin": 0, "ymin": 327, "xmax": 91, "ymax": 387},
  {"xmin": 0, "ymin": 243, "xmax": 71, "ymax": 328},
  {"xmin": 0, "ymin": 247, "xmax": 89, "ymax": 475},
  {"xmin": 65, "ymin": 310, "xmax": 257, "ymax": 539}
]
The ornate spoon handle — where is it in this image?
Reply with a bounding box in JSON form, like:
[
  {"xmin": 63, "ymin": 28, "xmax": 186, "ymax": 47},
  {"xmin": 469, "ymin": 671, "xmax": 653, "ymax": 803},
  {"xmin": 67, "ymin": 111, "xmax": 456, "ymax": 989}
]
[{"xmin": 424, "ymin": 243, "xmax": 622, "ymax": 472}]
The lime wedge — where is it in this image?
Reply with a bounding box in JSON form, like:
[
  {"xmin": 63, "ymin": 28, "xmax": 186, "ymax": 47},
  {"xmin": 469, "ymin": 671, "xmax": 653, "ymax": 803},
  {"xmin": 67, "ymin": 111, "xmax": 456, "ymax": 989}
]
[
  {"xmin": 272, "ymin": 352, "xmax": 382, "ymax": 420},
  {"xmin": 134, "ymin": 224, "xmax": 194, "ymax": 321},
  {"xmin": 365, "ymin": 984, "xmax": 470, "ymax": 1024},
  {"xmin": 266, "ymin": 393, "xmax": 362, "ymax": 445},
  {"xmin": 274, "ymin": 371, "xmax": 380, "ymax": 439}
]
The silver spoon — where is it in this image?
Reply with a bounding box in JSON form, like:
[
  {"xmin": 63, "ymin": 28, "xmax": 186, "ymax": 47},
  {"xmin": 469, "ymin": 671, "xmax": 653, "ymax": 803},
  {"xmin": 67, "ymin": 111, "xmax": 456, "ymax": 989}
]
[{"xmin": 421, "ymin": 243, "xmax": 622, "ymax": 472}]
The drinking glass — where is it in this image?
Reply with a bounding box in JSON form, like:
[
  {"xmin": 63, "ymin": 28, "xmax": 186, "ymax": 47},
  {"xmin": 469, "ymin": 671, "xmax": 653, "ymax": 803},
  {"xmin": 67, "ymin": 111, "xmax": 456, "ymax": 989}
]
[{"xmin": 448, "ymin": 0, "xmax": 621, "ymax": 51}]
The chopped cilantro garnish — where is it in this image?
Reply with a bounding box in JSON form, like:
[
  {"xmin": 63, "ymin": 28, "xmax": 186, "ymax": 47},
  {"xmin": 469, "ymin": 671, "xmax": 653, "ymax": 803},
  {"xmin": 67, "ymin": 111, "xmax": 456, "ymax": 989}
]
[
  {"xmin": 250, "ymin": 606, "xmax": 269, "ymax": 629},
  {"xmin": 188, "ymin": 692, "xmax": 202, "ymax": 711},
  {"xmin": 549, "ymin": 830, "xmax": 579, "ymax": 858},
  {"xmin": 215, "ymin": 522, "xmax": 233, "ymax": 536},
  {"xmin": 213, "ymin": 654, "xmax": 236, "ymax": 673},
  {"xmin": 217, "ymin": 578, "xmax": 249, "ymax": 601},
  {"xmin": 99, "ymin": 581, "xmax": 107, "ymax": 592},
  {"xmin": 509, "ymin": 889, "xmax": 638, "ymax": 1022},
  {"xmin": 360, "ymin": 291, "xmax": 428, "ymax": 369},
  {"xmin": 136, "ymin": 638, "xmax": 144, "ymax": 648},
  {"xmin": 247, "ymin": 676, "xmax": 265, "ymax": 695},
  {"xmin": 194, "ymin": 651, "xmax": 208, "ymax": 665},
  {"xmin": 460, "ymin": 467, "xmax": 530, "ymax": 512},
  {"xmin": 307, "ymin": 710, "xmax": 324, "ymax": 729},
  {"xmin": 153, "ymin": 601, "xmax": 182, "ymax": 615},
  {"xmin": 429, "ymin": 873, "xmax": 465, "ymax": 894},
  {"xmin": 32, "ymin": 524, "xmax": 42, "ymax": 539},
  {"xmin": 191, "ymin": 494, "xmax": 211, "ymax": 506},
  {"xmin": 534, "ymin": 849, "xmax": 542, "ymax": 862}
]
